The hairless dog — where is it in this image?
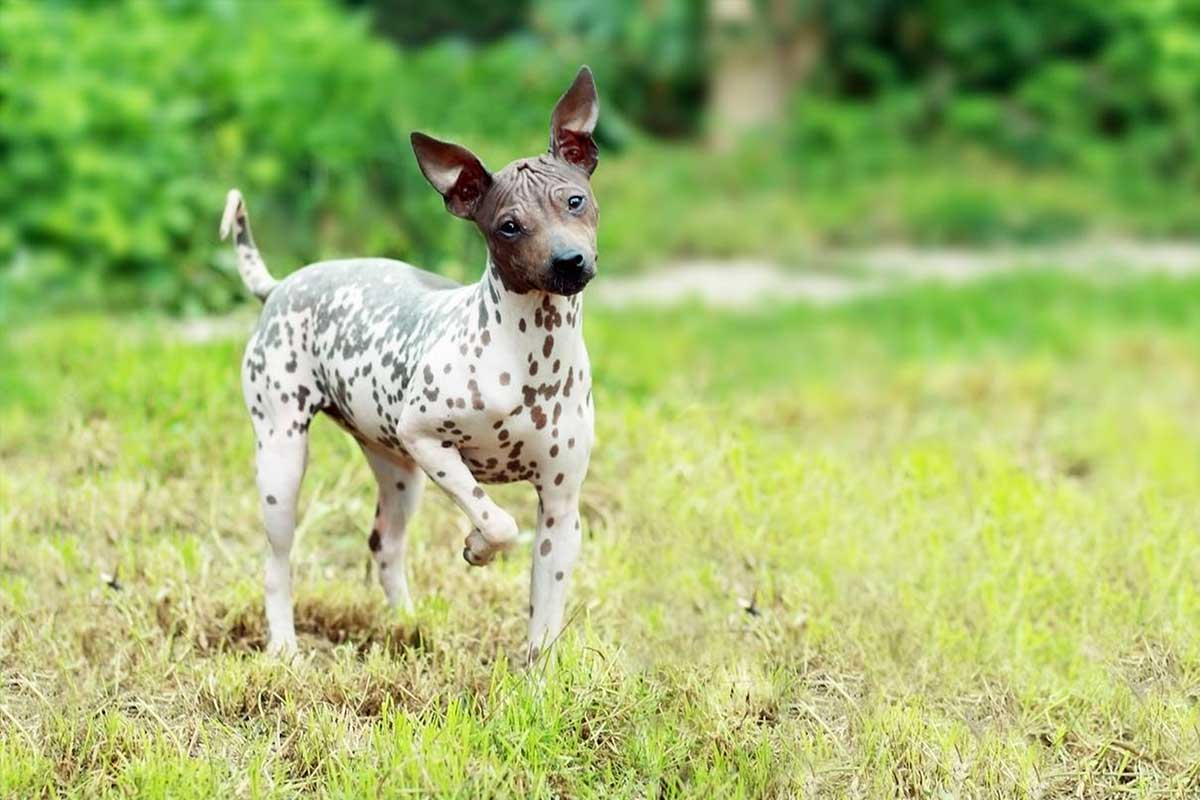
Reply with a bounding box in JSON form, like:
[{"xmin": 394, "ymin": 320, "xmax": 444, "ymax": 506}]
[{"xmin": 220, "ymin": 67, "xmax": 601, "ymax": 662}]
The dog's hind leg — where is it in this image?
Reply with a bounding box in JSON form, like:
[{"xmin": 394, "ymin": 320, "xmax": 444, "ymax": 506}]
[
  {"xmin": 362, "ymin": 447, "xmax": 425, "ymax": 613},
  {"xmin": 254, "ymin": 431, "xmax": 309, "ymax": 656}
]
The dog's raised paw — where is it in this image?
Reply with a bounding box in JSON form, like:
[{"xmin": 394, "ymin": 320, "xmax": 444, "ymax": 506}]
[{"xmin": 463, "ymin": 528, "xmax": 497, "ymax": 567}]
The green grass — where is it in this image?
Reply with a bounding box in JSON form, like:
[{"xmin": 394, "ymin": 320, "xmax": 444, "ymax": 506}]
[{"xmin": 3, "ymin": 272, "xmax": 1200, "ymax": 797}]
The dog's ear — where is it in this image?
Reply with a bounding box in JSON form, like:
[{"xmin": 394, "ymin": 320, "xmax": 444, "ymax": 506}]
[
  {"xmin": 411, "ymin": 132, "xmax": 493, "ymax": 219},
  {"xmin": 550, "ymin": 66, "xmax": 599, "ymax": 175}
]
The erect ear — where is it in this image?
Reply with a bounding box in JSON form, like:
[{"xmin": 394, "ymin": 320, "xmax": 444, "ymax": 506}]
[
  {"xmin": 549, "ymin": 66, "xmax": 599, "ymax": 175},
  {"xmin": 410, "ymin": 132, "xmax": 493, "ymax": 219}
]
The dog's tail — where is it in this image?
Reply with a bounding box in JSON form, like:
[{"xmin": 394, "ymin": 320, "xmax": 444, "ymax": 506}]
[{"xmin": 219, "ymin": 189, "xmax": 278, "ymax": 302}]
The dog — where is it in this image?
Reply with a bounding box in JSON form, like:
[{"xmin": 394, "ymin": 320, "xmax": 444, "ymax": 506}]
[{"xmin": 219, "ymin": 67, "xmax": 600, "ymax": 662}]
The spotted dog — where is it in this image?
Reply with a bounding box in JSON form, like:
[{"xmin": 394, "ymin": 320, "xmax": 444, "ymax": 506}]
[{"xmin": 220, "ymin": 67, "xmax": 601, "ymax": 661}]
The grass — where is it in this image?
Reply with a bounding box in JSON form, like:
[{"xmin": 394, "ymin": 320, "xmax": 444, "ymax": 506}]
[{"xmin": 3, "ymin": 271, "xmax": 1200, "ymax": 797}]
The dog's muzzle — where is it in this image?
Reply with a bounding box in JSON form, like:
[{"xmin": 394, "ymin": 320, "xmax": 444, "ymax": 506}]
[{"xmin": 548, "ymin": 250, "xmax": 596, "ymax": 295}]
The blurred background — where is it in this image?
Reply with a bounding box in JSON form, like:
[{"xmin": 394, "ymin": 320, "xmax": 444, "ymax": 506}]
[{"xmin": 4, "ymin": 0, "xmax": 1200, "ymax": 318}]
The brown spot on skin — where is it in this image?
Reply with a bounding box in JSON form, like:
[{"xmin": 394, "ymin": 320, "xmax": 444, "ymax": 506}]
[
  {"xmin": 568, "ymin": 437, "xmax": 576, "ymax": 448},
  {"xmin": 499, "ymin": 372, "xmax": 510, "ymax": 386},
  {"xmin": 530, "ymin": 645, "xmax": 540, "ymax": 661},
  {"xmin": 480, "ymin": 330, "xmax": 491, "ymax": 346},
  {"xmin": 530, "ymin": 361, "xmax": 539, "ymax": 376},
  {"xmin": 423, "ymin": 365, "xmax": 434, "ymax": 384},
  {"xmin": 368, "ymin": 530, "xmax": 381, "ymax": 552},
  {"xmin": 554, "ymin": 473, "xmax": 564, "ymax": 486},
  {"xmin": 444, "ymin": 363, "xmax": 452, "ymax": 374},
  {"xmin": 546, "ymin": 516, "xmax": 555, "ymax": 527},
  {"xmin": 531, "ymin": 405, "xmax": 548, "ymax": 429},
  {"xmin": 472, "ymin": 487, "xmax": 484, "ymax": 498},
  {"xmin": 539, "ymin": 539, "xmax": 552, "ymax": 556},
  {"xmin": 396, "ymin": 481, "xmax": 406, "ymax": 491},
  {"xmin": 550, "ymin": 444, "xmax": 559, "ymax": 457},
  {"xmin": 266, "ymin": 495, "xmax": 277, "ymax": 505},
  {"xmin": 553, "ymin": 359, "xmax": 560, "ymax": 373},
  {"xmin": 555, "ymin": 570, "xmax": 564, "ymax": 581},
  {"xmin": 543, "ymin": 336, "xmax": 554, "ymax": 358}
]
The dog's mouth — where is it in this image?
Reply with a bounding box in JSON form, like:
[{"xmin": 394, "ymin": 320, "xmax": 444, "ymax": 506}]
[{"xmin": 544, "ymin": 268, "xmax": 595, "ymax": 297}]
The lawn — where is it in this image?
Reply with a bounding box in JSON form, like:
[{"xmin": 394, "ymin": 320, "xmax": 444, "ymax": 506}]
[{"xmin": 2, "ymin": 272, "xmax": 1200, "ymax": 797}]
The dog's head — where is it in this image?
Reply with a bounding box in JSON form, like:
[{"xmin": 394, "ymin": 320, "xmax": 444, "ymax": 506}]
[{"xmin": 411, "ymin": 67, "xmax": 600, "ymax": 296}]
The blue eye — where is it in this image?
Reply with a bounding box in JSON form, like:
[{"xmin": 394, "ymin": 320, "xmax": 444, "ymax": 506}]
[
  {"xmin": 498, "ymin": 220, "xmax": 520, "ymax": 237},
  {"xmin": 567, "ymin": 195, "xmax": 585, "ymax": 212}
]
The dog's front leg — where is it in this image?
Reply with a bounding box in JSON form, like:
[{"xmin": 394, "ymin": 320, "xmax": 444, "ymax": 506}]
[
  {"xmin": 402, "ymin": 434, "xmax": 518, "ymax": 566},
  {"xmin": 527, "ymin": 489, "xmax": 583, "ymax": 664}
]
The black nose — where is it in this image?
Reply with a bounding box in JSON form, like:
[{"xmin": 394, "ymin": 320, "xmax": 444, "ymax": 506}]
[{"xmin": 552, "ymin": 251, "xmax": 586, "ymax": 273}]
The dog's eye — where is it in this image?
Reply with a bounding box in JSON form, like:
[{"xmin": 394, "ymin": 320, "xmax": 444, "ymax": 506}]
[
  {"xmin": 567, "ymin": 195, "xmax": 586, "ymax": 212},
  {"xmin": 497, "ymin": 220, "xmax": 521, "ymax": 238}
]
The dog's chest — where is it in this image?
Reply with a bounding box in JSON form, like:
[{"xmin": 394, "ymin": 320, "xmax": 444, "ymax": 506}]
[{"xmin": 407, "ymin": 301, "xmax": 593, "ymax": 487}]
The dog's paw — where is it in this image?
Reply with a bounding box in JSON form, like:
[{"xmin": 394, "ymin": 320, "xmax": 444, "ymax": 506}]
[
  {"xmin": 463, "ymin": 528, "xmax": 500, "ymax": 566},
  {"xmin": 463, "ymin": 513, "xmax": 519, "ymax": 567},
  {"xmin": 463, "ymin": 538, "xmax": 490, "ymax": 567},
  {"xmin": 265, "ymin": 635, "xmax": 299, "ymax": 658}
]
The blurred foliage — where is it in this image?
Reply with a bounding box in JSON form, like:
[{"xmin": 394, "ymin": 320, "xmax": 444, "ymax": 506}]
[
  {"xmin": 346, "ymin": 0, "xmax": 530, "ymax": 46},
  {"xmin": 0, "ymin": 0, "xmax": 573, "ymax": 315},
  {"xmin": 531, "ymin": 0, "xmax": 709, "ymax": 137},
  {"xmin": 3, "ymin": 0, "xmax": 1200, "ymax": 317},
  {"xmin": 773, "ymin": 0, "xmax": 1200, "ymax": 177}
]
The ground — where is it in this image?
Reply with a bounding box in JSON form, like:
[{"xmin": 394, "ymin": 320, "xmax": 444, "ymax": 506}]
[{"xmin": 2, "ymin": 270, "xmax": 1200, "ymax": 797}]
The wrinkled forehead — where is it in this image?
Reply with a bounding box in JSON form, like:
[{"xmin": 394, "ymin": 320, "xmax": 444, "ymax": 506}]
[{"xmin": 481, "ymin": 155, "xmax": 591, "ymax": 217}]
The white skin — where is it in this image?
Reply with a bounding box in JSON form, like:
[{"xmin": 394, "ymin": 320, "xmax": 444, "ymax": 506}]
[
  {"xmin": 396, "ymin": 283, "xmax": 594, "ymax": 661},
  {"xmin": 235, "ymin": 67, "xmax": 601, "ymax": 661}
]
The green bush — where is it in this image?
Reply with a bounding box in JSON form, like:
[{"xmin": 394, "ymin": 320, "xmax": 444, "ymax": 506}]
[
  {"xmin": 781, "ymin": 0, "xmax": 1200, "ymax": 180},
  {"xmin": 533, "ymin": 0, "xmax": 708, "ymax": 138},
  {"xmin": 0, "ymin": 1, "xmax": 575, "ymax": 316}
]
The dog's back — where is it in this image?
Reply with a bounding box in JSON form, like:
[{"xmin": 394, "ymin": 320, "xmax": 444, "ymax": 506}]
[{"xmin": 242, "ymin": 257, "xmax": 470, "ymax": 450}]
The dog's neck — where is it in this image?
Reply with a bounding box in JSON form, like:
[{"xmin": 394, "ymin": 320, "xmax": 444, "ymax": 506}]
[{"xmin": 474, "ymin": 259, "xmax": 585, "ymax": 353}]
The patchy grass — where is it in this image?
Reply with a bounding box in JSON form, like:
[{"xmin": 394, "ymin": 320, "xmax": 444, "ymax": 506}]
[{"xmin": 3, "ymin": 272, "xmax": 1200, "ymax": 797}]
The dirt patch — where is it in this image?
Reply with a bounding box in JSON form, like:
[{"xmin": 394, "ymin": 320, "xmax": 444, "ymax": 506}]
[
  {"xmin": 593, "ymin": 239, "xmax": 1200, "ymax": 308},
  {"xmin": 194, "ymin": 594, "xmax": 425, "ymax": 658}
]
